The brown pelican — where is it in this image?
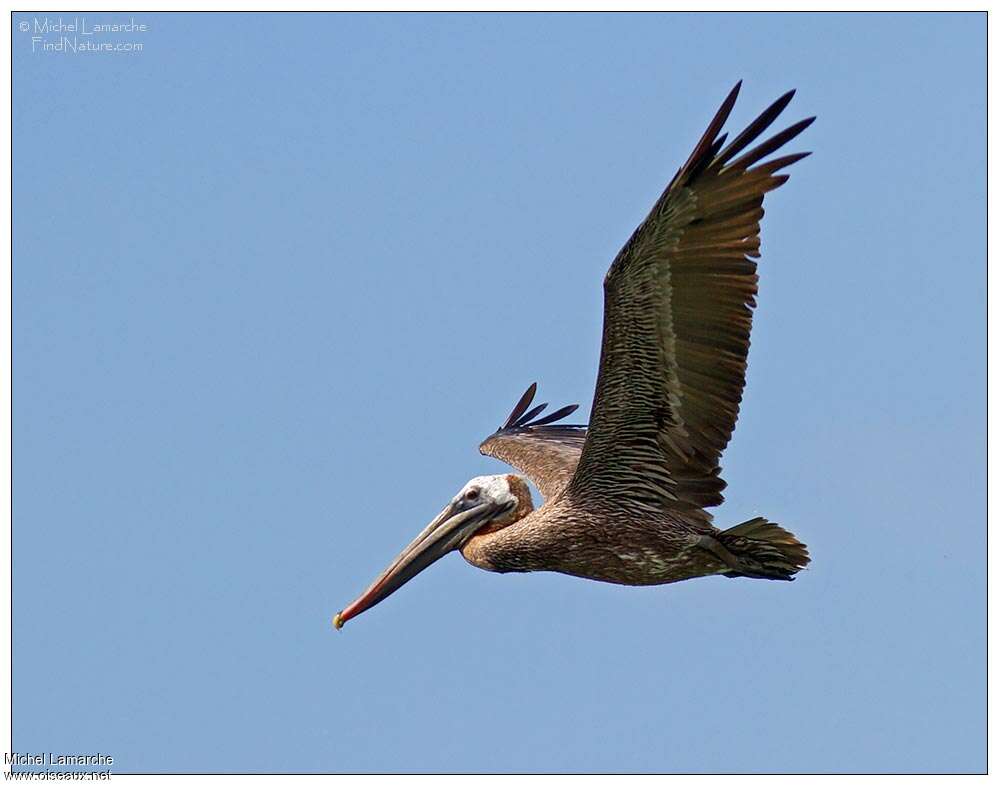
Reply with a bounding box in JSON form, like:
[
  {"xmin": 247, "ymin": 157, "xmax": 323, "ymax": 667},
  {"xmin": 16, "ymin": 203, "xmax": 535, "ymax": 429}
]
[{"xmin": 334, "ymin": 82, "xmax": 813, "ymax": 629}]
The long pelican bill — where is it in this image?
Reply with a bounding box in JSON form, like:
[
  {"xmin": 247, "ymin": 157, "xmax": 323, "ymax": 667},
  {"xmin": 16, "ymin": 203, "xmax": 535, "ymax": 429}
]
[{"xmin": 334, "ymin": 499, "xmax": 509, "ymax": 629}]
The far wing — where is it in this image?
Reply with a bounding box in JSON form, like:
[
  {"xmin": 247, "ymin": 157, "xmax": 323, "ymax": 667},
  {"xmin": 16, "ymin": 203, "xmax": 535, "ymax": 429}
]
[{"xmin": 479, "ymin": 383, "xmax": 586, "ymax": 501}]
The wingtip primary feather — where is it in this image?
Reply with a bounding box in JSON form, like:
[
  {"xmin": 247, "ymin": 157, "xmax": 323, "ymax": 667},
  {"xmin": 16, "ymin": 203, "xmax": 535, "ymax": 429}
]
[
  {"xmin": 503, "ymin": 383, "xmax": 537, "ymax": 429},
  {"xmin": 514, "ymin": 402, "xmax": 549, "ymax": 428},
  {"xmin": 496, "ymin": 386, "xmax": 580, "ymax": 432},
  {"xmin": 716, "ymin": 88, "xmax": 798, "ymax": 166},
  {"xmin": 727, "ymin": 115, "xmax": 816, "ymax": 171},
  {"xmin": 529, "ymin": 403, "xmax": 579, "ymax": 427},
  {"xmin": 679, "ymin": 81, "xmax": 744, "ymax": 184}
]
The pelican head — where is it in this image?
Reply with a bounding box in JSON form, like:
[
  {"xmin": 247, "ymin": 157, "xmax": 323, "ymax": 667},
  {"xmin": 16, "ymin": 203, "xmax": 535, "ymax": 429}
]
[{"xmin": 334, "ymin": 474, "xmax": 534, "ymax": 629}]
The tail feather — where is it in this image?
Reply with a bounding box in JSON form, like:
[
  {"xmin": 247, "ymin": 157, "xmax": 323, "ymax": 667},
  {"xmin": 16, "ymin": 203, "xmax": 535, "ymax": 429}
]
[{"xmin": 717, "ymin": 517, "xmax": 810, "ymax": 581}]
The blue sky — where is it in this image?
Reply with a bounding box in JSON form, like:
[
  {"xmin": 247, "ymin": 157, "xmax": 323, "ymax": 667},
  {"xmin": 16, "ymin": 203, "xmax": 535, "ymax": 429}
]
[{"xmin": 13, "ymin": 12, "xmax": 984, "ymax": 774}]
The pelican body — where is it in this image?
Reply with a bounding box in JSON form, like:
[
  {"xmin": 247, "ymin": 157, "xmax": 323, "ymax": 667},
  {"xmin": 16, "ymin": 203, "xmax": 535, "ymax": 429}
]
[{"xmin": 335, "ymin": 82, "xmax": 813, "ymax": 629}]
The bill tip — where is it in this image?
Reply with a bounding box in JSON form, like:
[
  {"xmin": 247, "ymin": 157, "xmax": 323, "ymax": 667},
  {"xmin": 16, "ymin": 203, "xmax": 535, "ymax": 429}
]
[{"xmin": 333, "ymin": 612, "xmax": 345, "ymax": 630}]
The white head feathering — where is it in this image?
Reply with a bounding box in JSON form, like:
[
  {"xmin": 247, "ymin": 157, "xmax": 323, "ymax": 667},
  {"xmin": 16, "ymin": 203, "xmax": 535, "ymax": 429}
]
[{"xmin": 457, "ymin": 474, "xmax": 518, "ymax": 506}]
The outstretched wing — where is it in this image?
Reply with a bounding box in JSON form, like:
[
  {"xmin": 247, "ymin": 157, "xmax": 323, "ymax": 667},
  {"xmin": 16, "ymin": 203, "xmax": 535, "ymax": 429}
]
[
  {"xmin": 566, "ymin": 83, "xmax": 814, "ymax": 522},
  {"xmin": 479, "ymin": 383, "xmax": 586, "ymax": 501}
]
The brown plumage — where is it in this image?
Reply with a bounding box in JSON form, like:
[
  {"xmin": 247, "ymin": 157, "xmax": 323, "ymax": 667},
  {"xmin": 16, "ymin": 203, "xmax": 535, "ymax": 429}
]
[{"xmin": 334, "ymin": 82, "xmax": 813, "ymax": 629}]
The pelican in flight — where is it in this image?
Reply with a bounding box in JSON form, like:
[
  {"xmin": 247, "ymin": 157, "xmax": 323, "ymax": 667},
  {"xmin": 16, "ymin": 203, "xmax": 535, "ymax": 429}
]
[{"xmin": 335, "ymin": 82, "xmax": 813, "ymax": 629}]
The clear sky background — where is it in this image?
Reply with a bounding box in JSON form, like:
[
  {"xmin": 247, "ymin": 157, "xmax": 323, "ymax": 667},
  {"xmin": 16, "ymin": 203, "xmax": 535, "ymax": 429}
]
[{"xmin": 13, "ymin": 12, "xmax": 984, "ymax": 774}]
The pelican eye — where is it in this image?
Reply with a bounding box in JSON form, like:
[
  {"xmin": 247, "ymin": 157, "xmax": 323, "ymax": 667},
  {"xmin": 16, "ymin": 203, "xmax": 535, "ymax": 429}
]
[{"xmin": 464, "ymin": 488, "xmax": 480, "ymax": 502}]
